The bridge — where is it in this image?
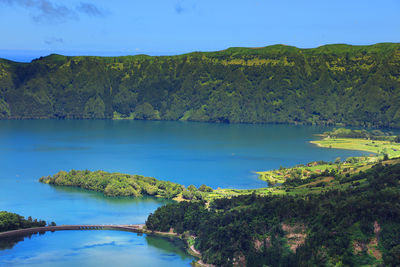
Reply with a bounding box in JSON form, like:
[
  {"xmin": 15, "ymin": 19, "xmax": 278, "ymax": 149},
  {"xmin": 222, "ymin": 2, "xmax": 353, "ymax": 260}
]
[{"xmin": 0, "ymin": 224, "xmax": 145, "ymax": 238}]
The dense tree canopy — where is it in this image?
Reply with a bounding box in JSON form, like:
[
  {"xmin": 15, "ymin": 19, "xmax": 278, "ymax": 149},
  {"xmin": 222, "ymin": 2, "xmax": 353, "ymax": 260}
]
[
  {"xmin": 39, "ymin": 170, "xmax": 212, "ymax": 200},
  {"xmin": 0, "ymin": 211, "xmax": 47, "ymax": 232},
  {"xmin": 146, "ymin": 162, "xmax": 400, "ymax": 266},
  {"xmin": 39, "ymin": 170, "xmax": 184, "ymax": 199},
  {"xmin": 1, "ymin": 43, "xmax": 400, "ymax": 127}
]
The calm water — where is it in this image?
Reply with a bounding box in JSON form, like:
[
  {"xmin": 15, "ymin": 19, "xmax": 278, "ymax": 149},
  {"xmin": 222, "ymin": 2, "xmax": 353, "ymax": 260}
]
[
  {"xmin": 0, "ymin": 120, "xmax": 367, "ymax": 266},
  {"xmin": 0, "ymin": 231, "xmax": 194, "ymax": 267}
]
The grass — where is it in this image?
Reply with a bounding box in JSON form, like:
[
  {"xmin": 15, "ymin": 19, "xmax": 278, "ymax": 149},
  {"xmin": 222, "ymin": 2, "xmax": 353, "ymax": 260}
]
[
  {"xmin": 112, "ymin": 111, "xmax": 135, "ymax": 120},
  {"xmin": 176, "ymin": 135, "xmax": 400, "ymax": 202},
  {"xmin": 204, "ymin": 147, "xmax": 400, "ymax": 202},
  {"xmin": 256, "ymin": 156, "xmax": 378, "ymax": 186},
  {"xmin": 311, "ymin": 138, "xmax": 400, "ymax": 158}
]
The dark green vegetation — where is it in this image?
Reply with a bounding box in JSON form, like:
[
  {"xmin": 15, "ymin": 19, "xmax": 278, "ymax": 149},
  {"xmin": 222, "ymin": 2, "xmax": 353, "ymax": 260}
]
[
  {"xmin": 323, "ymin": 128, "xmax": 400, "ymax": 142},
  {"xmin": 0, "ymin": 211, "xmax": 49, "ymax": 232},
  {"xmin": 39, "ymin": 170, "xmax": 211, "ymax": 200},
  {"xmin": 1, "ymin": 43, "xmax": 400, "ymax": 127},
  {"xmin": 146, "ymin": 162, "xmax": 400, "ymax": 266},
  {"xmin": 40, "ymin": 170, "xmax": 182, "ymax": 198}
]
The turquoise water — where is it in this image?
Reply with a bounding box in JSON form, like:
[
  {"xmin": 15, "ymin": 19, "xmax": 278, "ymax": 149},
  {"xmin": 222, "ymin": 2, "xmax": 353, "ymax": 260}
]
[
  {"xmin": 0, "ymin": 231, "xmax": 194, "ymax": 266},
  {"xmin": 0, "ymin": 120, "xmax": 367, "ymax": 266}
]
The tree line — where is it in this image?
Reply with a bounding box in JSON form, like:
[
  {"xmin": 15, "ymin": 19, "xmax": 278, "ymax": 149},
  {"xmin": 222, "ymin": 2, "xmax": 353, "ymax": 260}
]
[
  {"xmin": 323, "ymin": 128, "xmax": 400, "ymax": 142},
  {"xmin": 1, "ymin": 43, "xmax": 400, "ymax": 128},
  {"xmin": 0, "ymin": 211, "xmax": 51, "ymax": 232}
]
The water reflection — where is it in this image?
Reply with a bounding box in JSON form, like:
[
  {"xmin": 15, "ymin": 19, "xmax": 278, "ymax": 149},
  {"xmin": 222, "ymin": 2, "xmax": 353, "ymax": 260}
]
[
  {"xmin": 0, "ymin": 231, "xmax": 194, "ymax": 267},
  {"xmin": 145, "ymin": 235, "xmax": 192, "ymax": 260},
  {"xmin": 0, "ymin": 232, "xmax": 46, "ymax": 251},
  {"xmin": 0, "ymin": 236, "xmax": 26, "ymax": 251},
  {"xmin": 50, "ymin": 185, "xmax": 174, "ymax": 205}
]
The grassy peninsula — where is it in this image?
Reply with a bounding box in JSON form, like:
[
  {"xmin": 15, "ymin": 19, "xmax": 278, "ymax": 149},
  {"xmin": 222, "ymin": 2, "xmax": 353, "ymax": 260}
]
[
  {"xmin": 312, "ymin": 138, "xmax": 400, "ymax": 158},
  {"xmin": 1, "ymin": 43, "xmax": 400, "ymax": 128},
  {"xmin": 311, "ymin": 128, "xmax": 400, "ymax": 159},
  {"xmin": 257, "ymin": 156, "xmax": 379, "ymax": 186}
]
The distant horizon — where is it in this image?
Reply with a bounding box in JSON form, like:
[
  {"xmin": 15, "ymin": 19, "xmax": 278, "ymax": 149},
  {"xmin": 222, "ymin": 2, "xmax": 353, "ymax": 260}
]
[
  {"xmin": 1, "ymin": 41, "xmax": 398, "ymax": 63},
  {"xmin": 1, "ymin": 0, "xmax": 399, "ymax": 62}
]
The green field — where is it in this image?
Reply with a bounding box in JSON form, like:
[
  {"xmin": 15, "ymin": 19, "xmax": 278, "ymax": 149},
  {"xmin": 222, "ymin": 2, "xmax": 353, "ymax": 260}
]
[
  {"xmin": 204, "ymin": 156, "xmax": 400, "ymax": 202},
  {"xmin": 311, "ymin": 138, "xmax": 400, "ymax": 158},
  {"xmin": 205, "ymin": 135, "xmax": 400, "ymax": 202}
]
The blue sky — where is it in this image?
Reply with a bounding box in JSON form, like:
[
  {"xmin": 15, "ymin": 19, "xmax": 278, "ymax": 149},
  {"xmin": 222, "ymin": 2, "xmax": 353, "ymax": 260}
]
[{"xmin": 0, "ymin": 0, "xmax": 399, "ymax": 61}]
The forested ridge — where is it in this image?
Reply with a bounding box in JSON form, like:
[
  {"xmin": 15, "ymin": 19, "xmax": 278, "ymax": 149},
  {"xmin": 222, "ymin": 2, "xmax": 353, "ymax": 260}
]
[
  {"xmin": 146, "ymin": 162, "xmax": 400, "ymax": 266},
  {"xmin": 1, "ymin": 43, "xmax": 400, "ymax": 127}
]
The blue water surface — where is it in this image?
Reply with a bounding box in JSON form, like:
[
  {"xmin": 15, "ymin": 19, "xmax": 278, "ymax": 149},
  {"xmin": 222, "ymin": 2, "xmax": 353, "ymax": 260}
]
[
  {"xmin": 0, "ymin": 120, "xmax": 367, "ymax": 266},
  {"xmin": 0, "ymin": 230, "xmax": 194, "ymax": 267}
]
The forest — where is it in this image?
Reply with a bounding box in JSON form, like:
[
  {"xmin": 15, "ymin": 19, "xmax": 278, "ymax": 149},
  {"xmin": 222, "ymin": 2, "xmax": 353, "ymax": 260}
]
[
  {"xmin": 1, "ymin": 43, "xmax": 400, "ymax": 128},
  {"xmin": 146, "ymin": 162, "xmax": 400, "ymax": 266},
  {"xmin": 39, "ymin": 169, "xmax": 211, "ymax": 199}
]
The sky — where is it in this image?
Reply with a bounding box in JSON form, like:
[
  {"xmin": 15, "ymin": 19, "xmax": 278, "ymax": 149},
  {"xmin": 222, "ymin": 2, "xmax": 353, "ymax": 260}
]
[{"xmin": 0, "ymin": 0, "xmax": 399, "ymax": 62}]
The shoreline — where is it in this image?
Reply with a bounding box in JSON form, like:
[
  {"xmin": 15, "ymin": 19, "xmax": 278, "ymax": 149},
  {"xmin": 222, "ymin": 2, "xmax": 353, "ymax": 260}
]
[
  {"xmin": 0, "ymin": 224, "xmax": 210, "ymax": 266},
  {"xmin": 139, "ymin": 228, "xmax": 213, "ymax": 266}
]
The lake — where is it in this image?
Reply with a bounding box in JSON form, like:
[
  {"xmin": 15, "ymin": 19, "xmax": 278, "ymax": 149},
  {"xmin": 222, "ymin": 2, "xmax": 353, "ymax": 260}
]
[
  {"xmin": 0, "ymin": 231, "xmax": 194, "ymax": 266},
  {"xmin": 0, "ymin": 120, "xmax": 366, "ymax": 266}
]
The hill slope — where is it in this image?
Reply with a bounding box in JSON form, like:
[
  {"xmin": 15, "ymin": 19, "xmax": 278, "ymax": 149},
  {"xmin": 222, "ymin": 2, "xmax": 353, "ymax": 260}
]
[
  {"xmin": 1, "ymin": 43, "xmax": 400, "ymax": 127},
  {"xmin": 146, "ymin": 162, "xmax": 400, "ymax": 266}
]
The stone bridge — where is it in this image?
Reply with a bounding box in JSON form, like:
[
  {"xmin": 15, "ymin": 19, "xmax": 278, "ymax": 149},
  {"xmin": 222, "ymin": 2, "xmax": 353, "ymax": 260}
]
[{"xmin": 0, "ymin": 224, "xmax": 145, "ymax": 238}]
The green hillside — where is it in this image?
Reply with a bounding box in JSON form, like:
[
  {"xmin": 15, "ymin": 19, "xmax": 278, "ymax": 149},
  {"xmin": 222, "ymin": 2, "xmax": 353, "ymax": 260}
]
[
  {"xmin": 1, "ymin": 43, "xmax": 400, "ymax": 127},
  {"xmin": 146, "ymin": 162, "xmax": 400, "ymax": 266}
]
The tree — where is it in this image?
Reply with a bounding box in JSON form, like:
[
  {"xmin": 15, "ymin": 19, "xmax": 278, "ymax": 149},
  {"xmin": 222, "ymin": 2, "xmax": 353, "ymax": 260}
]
[
  {"xmin": 134, "ymin": 102, "xmax": 160, "ymax": 120},
  {"xmin": 385, "ymin": 244, "xmax": 400, "ymax": 266},
  {"xmin": 182, "ymin": 190, "xmax": 194, "ymax": 200},
  {"xmin": 199, "ymin": 184, "xmax": 213, "ymax": 192},
  {"xmin": 188, "ymin": 185, "xmax": 197, "ymax": 192},
  {"xmin": 112, "ymin": 89, "xmax": 137, "ymax": 116},
  {"xmin": 83, "ymin": 96, "xmax": 105, "ymax": 118}
]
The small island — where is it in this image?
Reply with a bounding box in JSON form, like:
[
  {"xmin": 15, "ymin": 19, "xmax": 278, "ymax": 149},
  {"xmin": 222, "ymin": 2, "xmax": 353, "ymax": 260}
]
[{"xmin": 39, "ymin": 170, "xmax": 212, "ymax": 201}]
